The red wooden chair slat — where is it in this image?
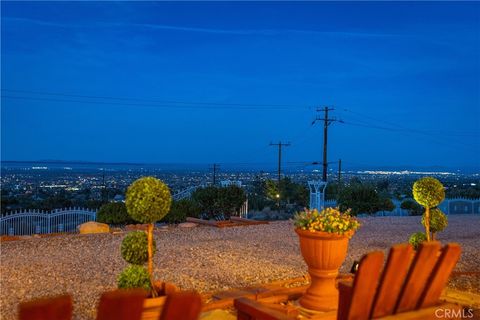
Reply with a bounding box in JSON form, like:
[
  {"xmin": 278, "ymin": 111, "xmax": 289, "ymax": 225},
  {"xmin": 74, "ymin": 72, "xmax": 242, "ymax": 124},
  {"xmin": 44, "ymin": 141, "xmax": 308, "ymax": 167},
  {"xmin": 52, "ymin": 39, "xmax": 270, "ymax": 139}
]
[
  {"xmin": 18, "ymin": 295, "xmax": 72, "ymax": 320},
  {"xmin": 371, "ymin": 244, "xmax": 414, "ymax": 318},
  {"xmin": 337, "ymin": 251, "xmax": 384, "ymax": 320},
  {"xmin": 395, "ymin": 241, "xmax": 442, "ymax": 313},
  {"xmin": 96, "ymin": 289, "xmax": 147, "ymax": 320},
  {"xmin": 159, "ymin": 291, "xmax": 202, "ymax": 320},
  {"xmin": 418, "ymin": 243, "xmax": 461, "ymax": 308},
  {"xmin": 373, "ymin": 303, "xmax": 463, "ymax": 320}
]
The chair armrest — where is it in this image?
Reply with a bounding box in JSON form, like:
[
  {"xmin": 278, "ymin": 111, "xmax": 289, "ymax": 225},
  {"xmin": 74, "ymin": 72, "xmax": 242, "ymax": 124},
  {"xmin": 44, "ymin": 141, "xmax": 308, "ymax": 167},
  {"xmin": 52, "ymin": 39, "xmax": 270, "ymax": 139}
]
[
  {"xmin": 338, "ymin": 280, "xmax": 354, "ymax": 320},
  {"xmin": 234, "ymin": 298, "xmax": 294, "ymax": 320}
]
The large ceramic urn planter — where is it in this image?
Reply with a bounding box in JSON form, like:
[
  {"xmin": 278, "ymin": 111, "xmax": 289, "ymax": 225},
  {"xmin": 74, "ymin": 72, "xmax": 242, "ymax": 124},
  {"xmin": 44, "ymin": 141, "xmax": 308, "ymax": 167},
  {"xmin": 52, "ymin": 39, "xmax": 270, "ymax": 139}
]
[{"xmin": 296, "ymin": 228, "xmax": 352, "ymax": 311}]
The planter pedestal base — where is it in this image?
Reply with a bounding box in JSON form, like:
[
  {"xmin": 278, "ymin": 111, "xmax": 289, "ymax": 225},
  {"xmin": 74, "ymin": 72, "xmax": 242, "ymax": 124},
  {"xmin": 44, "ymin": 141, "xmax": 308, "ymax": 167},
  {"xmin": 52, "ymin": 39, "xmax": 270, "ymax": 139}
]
[{"xmin": 299, "ymin": 268, "xmax": 339, "ymax": 311}]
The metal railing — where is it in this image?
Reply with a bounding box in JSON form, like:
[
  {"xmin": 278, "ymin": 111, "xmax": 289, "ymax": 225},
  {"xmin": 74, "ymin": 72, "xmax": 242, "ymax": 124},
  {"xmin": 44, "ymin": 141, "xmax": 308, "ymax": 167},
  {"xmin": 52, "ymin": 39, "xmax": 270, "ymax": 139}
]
[{"xmin": 0, "ymin": 208, "xmax": 97, "ymax": 236}]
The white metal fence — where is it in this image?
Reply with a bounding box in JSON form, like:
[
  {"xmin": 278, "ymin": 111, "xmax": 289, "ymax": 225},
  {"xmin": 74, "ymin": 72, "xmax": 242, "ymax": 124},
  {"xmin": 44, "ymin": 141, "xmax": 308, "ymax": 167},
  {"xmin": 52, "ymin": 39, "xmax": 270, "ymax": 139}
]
[{"xmin": 0, "ymin": 208, "xmax": 97, "ymax": 236}]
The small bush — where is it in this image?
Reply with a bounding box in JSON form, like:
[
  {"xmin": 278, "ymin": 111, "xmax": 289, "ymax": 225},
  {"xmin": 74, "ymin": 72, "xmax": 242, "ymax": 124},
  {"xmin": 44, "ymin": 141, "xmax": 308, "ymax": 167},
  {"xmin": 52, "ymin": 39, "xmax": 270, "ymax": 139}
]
[
  {"xmin": 409, "ymin": 232, "xmax": 427, "ymax": 250},
  {"xmin": 422, "ymin": 208, "xmax": 448, "ymax": 233},
  {"xmin": 121, "ymin": 231, "xmax": 156, "ymax": 265},
  {"xmin": 97, "ymin": 202, "xmax": 135, "ymax": 225},
  {"xmin": 118, "ymin": 265, "xmax": 151, "ymax": 290},
  {"xmin": 163, "ymin": 199, "xmax": 201, "ymax": 224},
  {"xmin": 401, "ymin": 199, "xmax": 423, "ymax": 216}
]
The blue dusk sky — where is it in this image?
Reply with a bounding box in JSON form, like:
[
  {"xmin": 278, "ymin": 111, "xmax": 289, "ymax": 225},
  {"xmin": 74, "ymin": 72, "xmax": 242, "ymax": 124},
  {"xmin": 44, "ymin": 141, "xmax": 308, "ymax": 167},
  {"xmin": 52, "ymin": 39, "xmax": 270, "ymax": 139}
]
[{"xmin": 1, "ymin": 1, "xmax": 479, "ymax": 169}]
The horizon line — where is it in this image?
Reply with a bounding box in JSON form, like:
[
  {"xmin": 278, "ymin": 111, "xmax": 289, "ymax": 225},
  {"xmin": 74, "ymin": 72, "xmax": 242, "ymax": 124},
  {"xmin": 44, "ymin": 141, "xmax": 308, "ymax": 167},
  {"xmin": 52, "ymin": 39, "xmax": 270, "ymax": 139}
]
[{"xmin": 1, "ymin": 159, "xmax": 479, "ymax": 170}]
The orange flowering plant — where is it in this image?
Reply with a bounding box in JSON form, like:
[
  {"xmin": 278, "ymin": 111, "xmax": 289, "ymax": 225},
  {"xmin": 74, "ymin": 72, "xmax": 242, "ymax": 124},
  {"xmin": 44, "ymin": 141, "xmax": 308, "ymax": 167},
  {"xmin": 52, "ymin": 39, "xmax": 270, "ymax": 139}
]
[{"xmin": 294, "ymin": 207, "xmax": 360, "ymax": 236}]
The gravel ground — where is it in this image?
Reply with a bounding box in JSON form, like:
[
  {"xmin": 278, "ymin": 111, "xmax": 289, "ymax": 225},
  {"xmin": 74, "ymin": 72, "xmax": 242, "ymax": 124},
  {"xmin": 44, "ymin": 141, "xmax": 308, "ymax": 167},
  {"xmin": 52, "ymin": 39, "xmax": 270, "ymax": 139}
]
[{"xmin": 1, "ymin": 214, "xmax": 479, "ymax": 320}]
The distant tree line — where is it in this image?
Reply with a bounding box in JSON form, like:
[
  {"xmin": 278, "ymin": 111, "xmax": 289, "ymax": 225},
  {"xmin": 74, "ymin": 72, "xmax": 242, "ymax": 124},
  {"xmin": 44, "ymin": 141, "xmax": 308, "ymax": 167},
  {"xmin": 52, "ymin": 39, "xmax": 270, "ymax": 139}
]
[{"xmin": 95, "ymin": 185, "xmax": 247, "ymax": 224}]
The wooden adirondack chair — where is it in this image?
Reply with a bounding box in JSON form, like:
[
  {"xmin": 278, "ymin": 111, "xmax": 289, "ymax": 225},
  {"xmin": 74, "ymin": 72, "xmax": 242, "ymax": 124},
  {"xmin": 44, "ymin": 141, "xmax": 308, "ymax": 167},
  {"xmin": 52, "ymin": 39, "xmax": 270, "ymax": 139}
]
[
  {"xmin": 18, "ymin": 294, "xmax": 72, "ymax": 320},
  {"xmin": 338, "ymin": 241, "xmax": 462, "ymax": 320},
  {"xmin": 96, "ymin": 289, "xmax": 148, "ymax": 320},
  {"xmin": 235, "ymin": 242, "xmax": 463, "ymax": 320}
]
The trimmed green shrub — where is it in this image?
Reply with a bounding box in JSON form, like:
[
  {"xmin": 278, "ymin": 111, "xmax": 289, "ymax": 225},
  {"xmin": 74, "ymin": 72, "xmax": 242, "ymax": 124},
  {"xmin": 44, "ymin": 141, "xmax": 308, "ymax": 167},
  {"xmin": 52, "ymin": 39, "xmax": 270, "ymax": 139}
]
[
  {"xmin": 409, "ymin": 232, "xmax": 427, "ymax": 250},
  {"xmin": 163, "ymin": 199, "xmax": 201, "ymax": 224},
  {"xmin": 121, "ymin": 231, "xmax": 156, "ymax": 265},
  {"xmin": 421, "ymin": 208, "xmax": 448, "ymax": 240},
  {"xmin": 118, "ymin": 265, "xmax": 151, "ymax": 291},
  {"xmin": 97, "ymin": 202, "xmax": 135, "ymax": 225},
  {"xmin": 413, "ymin": 177, "xmax": 445, "ymax": 209},
  {"xmin": 126, "ymin": 177, "xmax": 172, "ymax": 224}
]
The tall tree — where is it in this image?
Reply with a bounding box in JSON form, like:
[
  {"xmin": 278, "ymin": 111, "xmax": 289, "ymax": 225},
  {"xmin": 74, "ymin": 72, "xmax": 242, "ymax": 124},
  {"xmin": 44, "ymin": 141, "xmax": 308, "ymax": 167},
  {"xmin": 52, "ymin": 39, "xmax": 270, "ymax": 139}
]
[{"xmin": 338, "ymin": 183, "xmax": 393, "ymax": 216}]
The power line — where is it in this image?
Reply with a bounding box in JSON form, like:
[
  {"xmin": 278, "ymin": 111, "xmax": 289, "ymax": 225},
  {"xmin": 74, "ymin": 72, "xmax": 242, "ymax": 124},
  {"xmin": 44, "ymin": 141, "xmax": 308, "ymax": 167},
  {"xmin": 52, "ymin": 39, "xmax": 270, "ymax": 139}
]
[
  {"xmin": 2, "ymin": 88, "xmax": 306, "ymax": 107},
  {"xmin": 1, "ymin": 89, "xmax": 311, "ymax": 110},
  {"xmin": 341, "ymin": 120, "xmax": 479, "ymax": 150},
  {"xmin": 342, "ymin": 108, "xmax": 479, "ymax": 137}
]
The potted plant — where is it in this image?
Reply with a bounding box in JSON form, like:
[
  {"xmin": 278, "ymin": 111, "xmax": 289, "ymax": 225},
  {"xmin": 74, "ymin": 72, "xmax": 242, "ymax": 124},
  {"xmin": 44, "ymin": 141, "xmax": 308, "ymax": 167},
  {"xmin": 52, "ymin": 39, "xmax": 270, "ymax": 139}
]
[
  {"xmin": 123, "ymin": 177, "xmax": 172, "ymax": 292},
  {"xmin": 294, "ymin": 207, "xmax": 360, "ymax": 311},
  {"xmin": 116, "ymin": 176, "xmax": 178, "ymax": 319}
]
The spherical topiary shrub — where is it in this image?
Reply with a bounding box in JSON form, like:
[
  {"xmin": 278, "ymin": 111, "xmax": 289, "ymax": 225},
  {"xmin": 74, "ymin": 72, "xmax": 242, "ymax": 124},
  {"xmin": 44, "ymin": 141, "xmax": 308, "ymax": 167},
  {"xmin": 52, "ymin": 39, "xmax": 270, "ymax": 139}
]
[
  {"xmin": 126, "ymin": 177, "xmax": 172, "ymax": 224},
  {"xmin": 413, "ymin": 177, "xmax": 445, "ymax": 209},
  {"xmin": 413, "ymin": 177, "xmax": 445, "ymax": 241},
  {"xmin": 118, "ymin": 265, "xmax": 151, "ymax": 291},
  {"xmin": 121, "ymin": 231, "xmax": 156, "ymax": 265},
  {"xmin": 409, "ymin": 232, "xmax": 427, "ymax": 250},
  {"xmin": 421, "ymin": 208, "xmax": 448, "ymax": 240}
]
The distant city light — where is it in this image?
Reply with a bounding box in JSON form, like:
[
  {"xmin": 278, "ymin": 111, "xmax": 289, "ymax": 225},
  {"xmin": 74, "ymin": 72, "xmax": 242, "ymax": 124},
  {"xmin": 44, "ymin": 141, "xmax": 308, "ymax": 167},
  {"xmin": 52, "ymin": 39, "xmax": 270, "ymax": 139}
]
[{"xmin": 357, "ymin": 170, "xmax": 455, "ymax": 176}]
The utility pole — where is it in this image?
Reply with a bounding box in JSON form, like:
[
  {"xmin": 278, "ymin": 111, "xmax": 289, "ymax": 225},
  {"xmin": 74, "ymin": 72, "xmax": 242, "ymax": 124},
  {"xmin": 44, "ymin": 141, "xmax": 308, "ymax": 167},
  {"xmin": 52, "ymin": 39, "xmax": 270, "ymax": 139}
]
[
  {"xmin": 269, "ymin": 141, "xmax": 290, "ymax": 209},
  {"xmin": 269, "ymin": 141, "xmax": 291, "ymax": 184},
  {"xmin": 312, "ymin": 107, "xmax": 342, "ymax": 182},
  {"xmin": 211, "ymin": 164, "xmax": 220, "ymax": 185},
  {"xmin": 102, "ymin": 168, "xmax": 107, "ymax": 202},
  {"xmin": 338, "ymin": 159, "xmax": 342, "ymax": 184}
]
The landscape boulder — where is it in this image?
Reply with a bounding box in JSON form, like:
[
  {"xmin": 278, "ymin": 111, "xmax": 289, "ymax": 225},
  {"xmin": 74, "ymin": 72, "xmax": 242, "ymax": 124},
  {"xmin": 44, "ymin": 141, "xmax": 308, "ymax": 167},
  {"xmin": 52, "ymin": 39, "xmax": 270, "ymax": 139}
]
[{"xmin": 78, "ymin": 221, "xmax": 110, "ymax": 234}]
